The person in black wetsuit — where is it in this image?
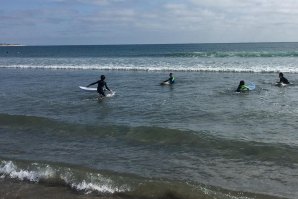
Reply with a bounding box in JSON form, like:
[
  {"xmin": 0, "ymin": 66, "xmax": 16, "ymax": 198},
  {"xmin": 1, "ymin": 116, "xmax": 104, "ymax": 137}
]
[
  {"xmin": 87, "ymin": 75, "xmax": 111, "ymax": 97},
  {"xmin": 235, "ymin": 80, "xmax": 249, "ymax": 92},
  {"xmin": 277, "ymin": 72, "xmax": 290, "ymax": 84},
  {"xmin": 163, "ymin": 73, "xmax": 175, "ymax": 84}
]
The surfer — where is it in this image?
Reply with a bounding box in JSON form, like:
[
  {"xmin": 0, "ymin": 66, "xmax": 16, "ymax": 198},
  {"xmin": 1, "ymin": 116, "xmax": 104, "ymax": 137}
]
[
  {"xmin": 163, "ymin": 73, "xmax": 175, "ymax": 84},
  {"xmin": 235, "ymin": 80, "xmax": 249, "ymax": 92},
  {"xmin": 277, "ymin": 72, "xmax": 290, "ymax": 84},
  {"xmin": 87, "ymin": 75, "xmax": 111, "ymax": 97}
]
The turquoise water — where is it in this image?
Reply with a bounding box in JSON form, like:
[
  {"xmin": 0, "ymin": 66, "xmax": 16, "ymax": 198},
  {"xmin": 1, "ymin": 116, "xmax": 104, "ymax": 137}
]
[{"xmin": 1, "ymin": 43, "xmax": 298, "ymax": 199}]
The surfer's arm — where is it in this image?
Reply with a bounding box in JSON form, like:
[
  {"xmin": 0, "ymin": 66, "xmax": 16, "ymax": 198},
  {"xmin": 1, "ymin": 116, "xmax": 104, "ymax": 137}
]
[
  {"xmin": 278, "ymin": 77, "xmax": 289, "ymax": 84},
  {"xmin": 87, "ymin": 81, "xmax": 98, "ymax": 87},
  {"xmin": 244, "ymin": 85, "xmax": 250, "ymax": 90},
  {"xmin": 235, "ymin": 85, "xmax": 241, "ymax": 92},
  {"xmin": 105, "ymin": 83, "xmax": 111, "ymax": 91},
  {"xmin": 163, "ymin": 78, "xmax": 170, "ymax": 82}
]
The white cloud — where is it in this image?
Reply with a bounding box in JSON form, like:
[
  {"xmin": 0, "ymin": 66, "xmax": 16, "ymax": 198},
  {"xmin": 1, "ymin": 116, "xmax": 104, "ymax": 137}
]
[
  {"xmin": 2, "ymin": 0, "xmax": 298, "ymax": 44},
  {"xmin": 51, "ymin": 0, "xmax": 125, "ymax": 5}
]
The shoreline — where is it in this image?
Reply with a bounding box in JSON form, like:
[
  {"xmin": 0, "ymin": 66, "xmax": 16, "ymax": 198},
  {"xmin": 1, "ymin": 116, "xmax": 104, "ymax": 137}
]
[
  {"xmin": 0, "ymin": 44, "xmax": 24, "ymax": 47},
  {"xmin": 0, "ymin": 41, "xmax": 298, "ymax": 47}
]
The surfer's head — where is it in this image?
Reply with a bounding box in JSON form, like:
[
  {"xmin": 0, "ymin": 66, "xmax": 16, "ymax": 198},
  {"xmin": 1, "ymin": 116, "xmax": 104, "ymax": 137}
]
[
  {"xmin": 239, "ymin": 80, "xmax": 245, "ymax": 85},
  {"xmin": 101, "ymin": 75, "xmax": 105, "ymax": 80},
  {"xmin": 169, "ymin": 73, "xmax": 173, "ymax": 77},
  {"xmin": 279, "ymin": 72, "xmax": 284, "ymax": 78}
]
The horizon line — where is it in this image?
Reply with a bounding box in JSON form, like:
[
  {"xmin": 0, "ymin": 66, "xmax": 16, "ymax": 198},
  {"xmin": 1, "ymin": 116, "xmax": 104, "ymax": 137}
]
[{"xmin": 2, "ymin": 41, "xmax": 298, "ymax": 47}]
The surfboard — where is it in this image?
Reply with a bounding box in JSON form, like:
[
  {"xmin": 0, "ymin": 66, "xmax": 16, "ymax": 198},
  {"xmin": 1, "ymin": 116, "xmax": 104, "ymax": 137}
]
[
  {"xmin": 235, "ymin": 82, "xmax": 255, "ymax": 93},
  {"xmin": 79, "ymin": 86, "xmax": 97, "ymax": 91},
  {"xmin": 160, "ymin": 82, "xmax": 170, "ymax": 85},
  {"xmin": 80, "ymin": 86, "xmax": 116, "ymax": 99},
  {"xmin": 246, "ymin": 82, "xmax": 256, "ymax": 90},
  {"xmin": 275, "ymin": 82, "xmax": 288, "ymax": 87}
]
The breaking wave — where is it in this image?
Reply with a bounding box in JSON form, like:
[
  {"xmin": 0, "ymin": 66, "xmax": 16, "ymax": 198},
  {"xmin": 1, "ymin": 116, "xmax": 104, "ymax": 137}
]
[
  {"xmin": 165, "ymin": 51, "xmax": 298, "ymax": 58},
  {"xmin": 0, "ymin": 160, "xmax": 285, "ymax": 199},
  {"xmin": 1, "ymin": 64, "xmax": 298, "ymax": 73},
  {"xmin": 0, "ymin": 160, "xmax": 129, "ymax": 194}
]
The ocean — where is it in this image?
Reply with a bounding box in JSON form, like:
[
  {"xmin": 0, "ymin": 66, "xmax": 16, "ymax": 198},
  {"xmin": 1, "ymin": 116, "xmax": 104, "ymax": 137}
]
[{"xmin": 1, "ymin": 43, "xmax": 298, "ymax": 199}]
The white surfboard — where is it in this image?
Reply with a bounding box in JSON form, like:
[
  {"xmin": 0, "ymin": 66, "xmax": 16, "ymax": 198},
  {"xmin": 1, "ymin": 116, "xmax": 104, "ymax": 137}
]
[
  {"xmin": 235, "ymin": 82, "xmax": 255, "ymax": 93},
  {"xmin": 160, "ymin": 82, "xmax": 170, "ymax": 85},
  {"xmin": 275, "ymin": 82, "xmax": 288, "ymax": 87},
  {"xmin": 246, "ymin": 82, "xmax": 256, "ymax": 90},
  {"xmin": 80, "ymin": 86, "xmax": 116, "ymax": 98},
  {"xmin": 79, "ymin": 86, "xmax": 97, "ymax": 91}
]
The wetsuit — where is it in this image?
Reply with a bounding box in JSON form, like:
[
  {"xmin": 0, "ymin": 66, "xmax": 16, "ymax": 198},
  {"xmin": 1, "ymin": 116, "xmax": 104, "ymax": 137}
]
[
  {"xmin": 88, "ymin": 80, "xmax": 110, "ymax": 96},
  {"xmin": 279, "ymin": 77, "xmax": 289, "ymax": 84},
  {"xmin": 165, "ymin": 76, "xmax": 175, "ymax": 84},
  {"xmin": 236, "ymin": 85, "xmax": 249, "ymax": 92}
]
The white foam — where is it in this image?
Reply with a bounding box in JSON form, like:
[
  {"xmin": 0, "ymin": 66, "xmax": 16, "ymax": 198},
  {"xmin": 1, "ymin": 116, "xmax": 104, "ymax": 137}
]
[
  {"xmin": 59, "ymin": 171, "xmax": 128, "ymax": 193},
  {"xmin": 1, "ymin": 63, "xmax": 298, "ymax": 73},
  {"xmin": 106, "ymin": 91, "xmax": 116, "ymax": 97},
  {"xmin": 72, "ymin": 180, "xmax": 125, "ymax": 193},
  {"xmin": 0, "ymin": 59, "xmax": 298, "ymax": 73},
  {"xmin": 0, "ymin": 160, "xmax": 128, "ymax": 194},
  {"xmin": 0, "ymin": 161, "xmax": 55, "ymax": 182}
]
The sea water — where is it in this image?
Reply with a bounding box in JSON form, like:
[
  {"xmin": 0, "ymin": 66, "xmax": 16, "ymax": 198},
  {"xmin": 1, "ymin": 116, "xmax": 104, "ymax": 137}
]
[{"xmin": 1, "ymin": 43, "xmax": 298, "ymax": 199}]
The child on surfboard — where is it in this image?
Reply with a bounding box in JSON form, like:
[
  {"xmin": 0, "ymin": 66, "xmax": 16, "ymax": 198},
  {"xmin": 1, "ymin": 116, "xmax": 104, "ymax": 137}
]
[
  {"xmin": 87, "ymin": 75, "xmax": 111, "ymax": 97},
  {"xmin": 235, "ymin": 80, "xmax": 249, "ymax": 92},
  {"xmin": 277, "ymin": 72, "xmax": 290, "ymax": 85},
  {"xmin": 161, "ymin": 73, "xmax": 175, "ymax": 85}
]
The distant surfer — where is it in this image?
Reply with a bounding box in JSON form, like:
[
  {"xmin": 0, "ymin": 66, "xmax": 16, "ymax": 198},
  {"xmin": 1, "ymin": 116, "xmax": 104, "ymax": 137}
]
[
  {"xmin": 87, "ymin": 75, "xmax": 111, "ymax": 97},
  {"xmin": 235, "ymin": 80, "xmax": 249, "ymax": 92},
  {"xmin": 161, "ymin": 73, "xmax": 175, "ymax": 85},
  {"xmin": 277, "ymin": 72, "xmax": 290, "ymax": 84}
]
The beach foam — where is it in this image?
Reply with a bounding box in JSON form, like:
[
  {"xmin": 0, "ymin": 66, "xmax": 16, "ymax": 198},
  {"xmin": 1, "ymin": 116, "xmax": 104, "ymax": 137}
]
[
  {"xmin": 1, "ymin": 64, "xmax": 298, "ymax": 73},
  {"xmin": 0, "ymin": 160, "xmax": 129, "ymax": 194}
]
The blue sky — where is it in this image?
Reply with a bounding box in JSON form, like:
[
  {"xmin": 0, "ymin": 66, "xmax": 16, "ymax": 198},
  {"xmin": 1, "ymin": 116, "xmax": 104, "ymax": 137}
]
[{"xmin": 1, "ymin": 0, "xmax": 298, "ymax": 45}]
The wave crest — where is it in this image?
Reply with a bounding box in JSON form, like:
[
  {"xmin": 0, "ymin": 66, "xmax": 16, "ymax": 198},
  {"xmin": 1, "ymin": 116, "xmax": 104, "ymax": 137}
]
[
  {"xmin": 1, "ymin": 64, "xmax": 298, "ymax": 73},
  {"xmin": 166, "ymin": 51, "xmax": 298, "ymax": 58},
  {"xmin": 0, "ymin": 160, "xmax": 129, "ymax": 194},
  {"xmin": 0, "ymin": 160, "xmax": 282, "ymax": 199}
]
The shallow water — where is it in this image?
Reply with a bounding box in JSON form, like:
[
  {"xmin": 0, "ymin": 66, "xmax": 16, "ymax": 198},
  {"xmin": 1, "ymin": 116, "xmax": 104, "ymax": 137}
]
[{"xmin": 1, "ymin": 43, "xmax": 298, "ymax": 198}]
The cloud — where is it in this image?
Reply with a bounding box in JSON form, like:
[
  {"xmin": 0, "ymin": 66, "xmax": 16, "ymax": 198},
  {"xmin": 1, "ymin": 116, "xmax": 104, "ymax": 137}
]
[
  {"xmin": 1, "ymin": 0, "xmax": 298, "ymax": 44},
  {"xmin": 52, "ymin": 0, "xmax": 125, "ymax": 6}
]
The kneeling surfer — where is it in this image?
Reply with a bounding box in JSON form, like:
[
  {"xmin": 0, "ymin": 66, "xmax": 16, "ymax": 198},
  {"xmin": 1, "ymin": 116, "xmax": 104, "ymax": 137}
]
[
  {"xmin": 163, "ymin": 73, "xmax": 175, "ymax": 84},
  {"xmin": 277, "ymin": 72, "xmax": 290, "ymax": 84},
  {"xmin": 87, "ymin": 75, "xmax": 111, "ymax": 97}
]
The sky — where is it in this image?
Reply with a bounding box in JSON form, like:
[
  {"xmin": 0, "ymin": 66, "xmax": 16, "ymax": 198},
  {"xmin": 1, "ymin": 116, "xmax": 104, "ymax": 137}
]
[{"xmin": 1, "ymin": 0, "xmax": 298, "ymax": 45}]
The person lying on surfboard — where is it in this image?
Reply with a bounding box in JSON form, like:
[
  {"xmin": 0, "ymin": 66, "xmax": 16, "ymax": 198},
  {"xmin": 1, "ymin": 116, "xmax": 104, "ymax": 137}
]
[
  {"xmin": 235, "ymin": 80, "xmax": 249, "ymax": 92},
  {"xmin": 277, "ymin": 72, "xmax": 290, "ymax": 84},
  {"xmin": 87, "ymin": 75, "xmax": 111, "ymax": 97},
  {"xmin": 162, "ymin": 73, "xmax": 175, "ymax": 84}
]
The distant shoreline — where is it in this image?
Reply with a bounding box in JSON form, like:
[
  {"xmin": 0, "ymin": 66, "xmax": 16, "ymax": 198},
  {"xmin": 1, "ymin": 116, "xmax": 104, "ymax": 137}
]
[
  {"xmin": 1, "ymin": 41, "xmax": 298, "ymax": 47},
  {"xmin": 0, "ymin": 44, "xmax": 23, "ymax": 46}
]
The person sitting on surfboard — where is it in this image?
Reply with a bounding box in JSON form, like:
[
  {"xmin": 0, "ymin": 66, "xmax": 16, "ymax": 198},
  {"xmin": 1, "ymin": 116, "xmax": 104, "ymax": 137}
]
[
  {"xmin": 235, "ymin": 80, "xmax": 249, "ymax": 92},
  {"xmin": 87, "ymin": 75, "xmax": 111, "ymax": 97},
  {"xmin": 163, "ymin": 73, "xmax": 175, "ymax": 84},
  {"xmin": 277, "ymin": 72, "xmax": 290, "ymax": 84}
]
